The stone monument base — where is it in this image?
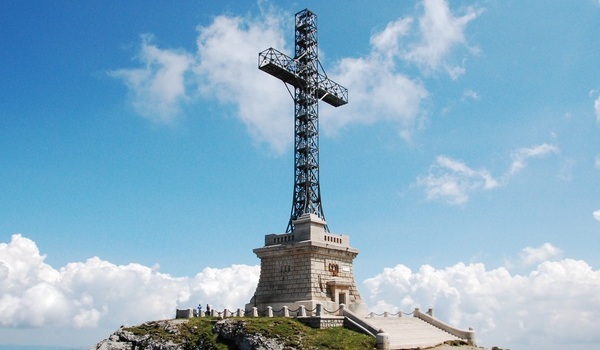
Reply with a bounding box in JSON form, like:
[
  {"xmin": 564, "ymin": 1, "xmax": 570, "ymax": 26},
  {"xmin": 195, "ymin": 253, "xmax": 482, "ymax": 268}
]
[{"xmin": 247, "ymin": 214, "xmax": 367, "ymax": 316}]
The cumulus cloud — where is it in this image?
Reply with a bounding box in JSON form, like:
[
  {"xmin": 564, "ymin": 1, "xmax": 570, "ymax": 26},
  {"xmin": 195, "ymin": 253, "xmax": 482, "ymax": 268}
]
[
  {"xmin": 191, "ymin": 265, "xmax": 259, "ymax": 310},
  {"xmin": 416, "ymin": 155, "xmax": 498, "ymax": 205},
  {"xmin": 0, "ymin": 234, "xmax": 258, "ymax": 330},
  {"xmin": 417, "ymin": 143, "xmax": 559, "ymax": 205},
  {"xmin": 112, "ymin": 1, "xmax": 480, "ymax": 152},
  {"xmin": 193, "ymin": 9, "xmax": 292, "ymax": 153},
  {"xmin": 518, "ymin": 242, "xmax": 562, "ymax": 266},
  {"xmin": 402, "ymin": 0, "xmax": 481, "ymax": 78},
  {"xmin": 2, "ymin": 236, "xmax": 600, "ymax": 349},
  {"xmin": 321, "ymin": 18, "xmax": 428, "ymax": 139},
  {"xmin": 364, "ymin": 255, "xmax": 600, "ymax": 349},
  {"xmin": 593, "ymin": 210, "xmax": 600, "ymax": 222},
  {"xmin": 110, "ymin": 35, "xmax": 194, "ymax": 124},
  {"xmin": 323, "ymin": 0, "xmax": 480, "ymax": 136},
  {"xmin": 112, "ymin": 9, "xmax": 292, "ymax": 153}
]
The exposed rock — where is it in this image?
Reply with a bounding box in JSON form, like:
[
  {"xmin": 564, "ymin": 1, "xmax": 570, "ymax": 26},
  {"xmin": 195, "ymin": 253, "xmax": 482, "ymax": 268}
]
[
  {"xmin": 213, "ymin": 319, "xmax": 285, "ymax": 350},
  {"xmin": 89, "ymin": 320, "xmax": 186, "ymax": 350},
  {"xmin": 89, "ymin": 319, "xmax": 289, "ymax": 350}
]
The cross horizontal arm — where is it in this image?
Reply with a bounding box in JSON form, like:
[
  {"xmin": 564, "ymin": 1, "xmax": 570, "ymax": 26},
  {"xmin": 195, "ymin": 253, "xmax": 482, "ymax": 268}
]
[
  {"xmin": 258, "ymin": 48, "xmax": 348, "ymax": 107},
  {"xmin": 258, "ymin": 48, "xmax": 297, "ymax": 86},
  {"xmin": 316, "ymin": 72, "xmax": 348, "ymax": 107}
]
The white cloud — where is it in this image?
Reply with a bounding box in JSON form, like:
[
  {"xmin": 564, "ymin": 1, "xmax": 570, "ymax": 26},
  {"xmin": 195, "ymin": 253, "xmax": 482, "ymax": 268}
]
[
  {"xmin": 112, "ymin": 1, "xmax": 481, "ymax": 152},
  {"xmin": 0, "ymin": 234, "xmax": 258, "ymax": 330},
  {"xmin": 595, "ymin": 155, "xmax": 600, "ymax": 168},
  {"xmin": 508, "ymin": 143, "xmax": 559, "ymax": 175},
  {"xmin": 518, "ymin": 242, "xmax": 562, "ymax": 266},
  {"xmin": 190, "ymin": 265, "xmax": 259, "ymax": 310},
  {"xmin": 370, "ymin": 18, "xmax": 413, "ymax": 57},
  {"xmin": 462, "ymin": 89, "xmax": 479, "ymax": 100},
  {"xmin": 593, "ymin": 210, "xmax": 600, "ymax": 222},
  {"xmin": 110, "ymin": 35, "xmax": 194, "ymax": 124},
  {"xmin": 402, "ymin": 0, "xmax": 481, "ymax": 78},
  {"xmin": 111, "ymin": 9, "xmax": 292, "ymax": 153},
  {"xmin": 417, "ymin": 143, "xmax": 559, "ymax": 205},
  {"xmin": 193, "ymin": 10, "xmax": 292, "ymax": 153},
  {"xmin": 595, "ymin": 96, "xmax": 600, "ymax": 123},
  {"xmin": 323, "ymin": 0, "xmax": 480, "ymax": 137},
  {"xmin": 322, "ymin": 26, "xmax": 429, "ymax": 139},
  {"xmin": 416, "ymin": 155, "xmax": 498, "ymax": 205},
  {"xmin": 2, "ymin": 235, "xmax": 600, "ymax": 349},
  {"xmin": 364, "ymin": 257, "xmax": 600, "ymax": 350}
]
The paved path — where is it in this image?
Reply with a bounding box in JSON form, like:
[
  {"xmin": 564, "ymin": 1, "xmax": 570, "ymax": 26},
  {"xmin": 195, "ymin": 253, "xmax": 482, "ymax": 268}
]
[{"xmin": 365, "ymin": 316, "xmax": 463, "ymax": 350}]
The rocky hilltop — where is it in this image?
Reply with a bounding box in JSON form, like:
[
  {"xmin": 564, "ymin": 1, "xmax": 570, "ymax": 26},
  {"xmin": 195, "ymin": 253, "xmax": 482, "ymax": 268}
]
[
  {"xmin": 90, "ymin": 319, "xmax": 289, "ymax": 350},
  {"xmin": 89, "ymin": 317, "xmax": 488, "ymax": 350},
  {"xmin": 89, "ymin": 317, "xmax": 374, "ymax": 350}
]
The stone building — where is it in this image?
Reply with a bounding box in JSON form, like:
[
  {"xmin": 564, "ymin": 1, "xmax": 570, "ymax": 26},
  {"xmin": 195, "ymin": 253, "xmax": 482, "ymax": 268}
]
[{"xmin": 246, "ymin": 213, "xmax": 367, "ymax": 315}]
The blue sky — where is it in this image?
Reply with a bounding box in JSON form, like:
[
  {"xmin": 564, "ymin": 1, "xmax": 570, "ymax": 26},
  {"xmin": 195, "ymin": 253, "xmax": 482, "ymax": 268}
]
[{"xmin": 1, "ymin": 1, "xmax": 600, "ymax": 349}]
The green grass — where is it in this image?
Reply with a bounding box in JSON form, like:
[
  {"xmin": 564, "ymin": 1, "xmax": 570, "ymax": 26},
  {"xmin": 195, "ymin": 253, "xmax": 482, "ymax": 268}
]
[
  {"xmin": 125, "ymin": 317, "xmax": 376, "ymax": 349},
  {"xmin": 303, "ymin": 324, "xmax": 375, "ymax": 349},
  {"xmin": 180, "ymin": 319, "xmax": 229, "ymax": 350},
  {"xmin": 239, "ymin": 317, "xmax": 376, "ymax": 349}
]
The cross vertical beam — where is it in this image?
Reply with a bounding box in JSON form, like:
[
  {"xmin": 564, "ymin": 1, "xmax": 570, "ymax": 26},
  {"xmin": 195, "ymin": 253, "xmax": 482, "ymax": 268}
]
[{"xmin": 258, "ymin": 9, "xmax": 347, "ymax": 233}]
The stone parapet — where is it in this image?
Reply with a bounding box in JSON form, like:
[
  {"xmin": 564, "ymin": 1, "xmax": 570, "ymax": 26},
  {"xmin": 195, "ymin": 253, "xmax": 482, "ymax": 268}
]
[
  {"xmin": 414, "ymin": 308, "xmax": 476, "ymax": 344},
  {"xmin": 263, "ymin": 214, "xmax": 352, "ymax": 248}
]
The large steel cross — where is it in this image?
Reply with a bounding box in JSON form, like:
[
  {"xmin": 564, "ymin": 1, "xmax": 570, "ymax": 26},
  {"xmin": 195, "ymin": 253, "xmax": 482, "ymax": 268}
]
[{"xmin": 258, "ymin": 9, "xmax": 348, "ymax": 233}]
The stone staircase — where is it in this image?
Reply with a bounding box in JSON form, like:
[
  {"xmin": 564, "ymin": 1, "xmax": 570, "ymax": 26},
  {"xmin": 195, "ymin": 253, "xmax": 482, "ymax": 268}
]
[{"xmin": 365, "ymin": 316, "xmax": 461, "ymax": 349}]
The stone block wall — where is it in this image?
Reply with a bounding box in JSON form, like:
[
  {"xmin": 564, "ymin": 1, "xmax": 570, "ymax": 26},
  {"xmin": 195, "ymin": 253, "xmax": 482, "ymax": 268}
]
[
  {"xmin": 252, "ymin": 243, "xmax": 360, "ymax": 301},
  {"xmin": 297, "ymin": 316, "xmax": 345, "ymax": 329},
  {"xmin": 248, "ymin": 214, "xmax": 366, "ymax": 315}
]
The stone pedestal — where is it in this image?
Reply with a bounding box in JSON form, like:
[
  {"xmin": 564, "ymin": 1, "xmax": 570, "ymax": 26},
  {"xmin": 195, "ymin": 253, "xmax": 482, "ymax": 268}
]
[{"xmin": 246, "ymin": 214, "xmax": 367, "ymax": 315}]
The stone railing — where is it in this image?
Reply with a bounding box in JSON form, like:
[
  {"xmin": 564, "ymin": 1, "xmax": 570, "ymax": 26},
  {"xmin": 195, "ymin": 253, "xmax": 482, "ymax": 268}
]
[
  {"xmin": 177, "ymin": 303, "xmax": 342, "ymax": 319},
  {"xmin": 265, "ymin": 233, "xmax": 296, "ymax": 246},
  {"xmin": 364, "ymin": 307, "xmax": 476, "ymax": 344},
  {"xmin": 341, "ymin": 307, "xmax": 379, "ymax": 337},
  {"xmin": 366, "ymin": 310, "xmax": 414, "ymax": 318},
  {"xmin": 176, "ymin": 305, "xmax": 475, "ymax": 346},
  {"xmin": 177, "ymin": 304, "xmax": 347, "ymax": 330},
  {"xmin": 413, "ymin": 308, "xmax": 476, "ymax": 344}
]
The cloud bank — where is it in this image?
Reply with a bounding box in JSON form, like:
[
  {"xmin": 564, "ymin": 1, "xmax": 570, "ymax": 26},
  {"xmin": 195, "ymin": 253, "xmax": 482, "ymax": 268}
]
[
  {"xmin": 364, "ymin": 251, "xmax": 600, "ymax": 349},
  {"xmin": 2, "ymin": 235, "xmax": 600, "ymax": 349},
  {"xmin": 0, "ymin": 234, "xmax": 258, "ymax": 331},
  {"xmin": 112, "ymin": 0, "xmax": 479, "ymax": 153}
]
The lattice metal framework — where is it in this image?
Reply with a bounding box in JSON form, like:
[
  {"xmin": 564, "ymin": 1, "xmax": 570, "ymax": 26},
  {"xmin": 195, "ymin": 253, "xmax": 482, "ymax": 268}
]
[{"xmin": 258, "ymin": 9, "xmax": 347, "ymax": 233}]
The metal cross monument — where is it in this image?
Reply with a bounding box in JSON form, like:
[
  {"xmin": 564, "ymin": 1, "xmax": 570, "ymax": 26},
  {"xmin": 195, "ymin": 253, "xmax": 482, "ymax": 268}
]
[{"xmin": 258, "ymin": 8, "xmax": 348, "ymax": 233}]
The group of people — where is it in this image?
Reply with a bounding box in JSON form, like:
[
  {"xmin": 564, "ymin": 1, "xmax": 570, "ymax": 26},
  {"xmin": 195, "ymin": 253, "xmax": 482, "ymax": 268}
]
[{"xmin": 196, "ymin": 303, "xmax": 211, "ymax": 317}]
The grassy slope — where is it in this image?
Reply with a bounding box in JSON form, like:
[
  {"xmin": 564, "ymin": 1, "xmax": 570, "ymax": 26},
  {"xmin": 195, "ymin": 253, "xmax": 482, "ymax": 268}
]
[{"xmin": 125, "ymin": 317, "xmax": 376, "ymax": 350}]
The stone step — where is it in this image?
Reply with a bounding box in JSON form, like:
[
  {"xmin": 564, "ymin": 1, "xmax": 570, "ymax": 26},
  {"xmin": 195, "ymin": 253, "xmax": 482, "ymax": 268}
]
[{"xmin": 365, "ymin": 317, "xmax": 460, "ymax": 350}]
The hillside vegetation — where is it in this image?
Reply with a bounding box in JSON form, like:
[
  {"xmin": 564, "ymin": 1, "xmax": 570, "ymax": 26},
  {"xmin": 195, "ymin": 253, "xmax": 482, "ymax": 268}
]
[{"xmin": 123, "ymin": 317, "xmax": 376, "ymax": 350}]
